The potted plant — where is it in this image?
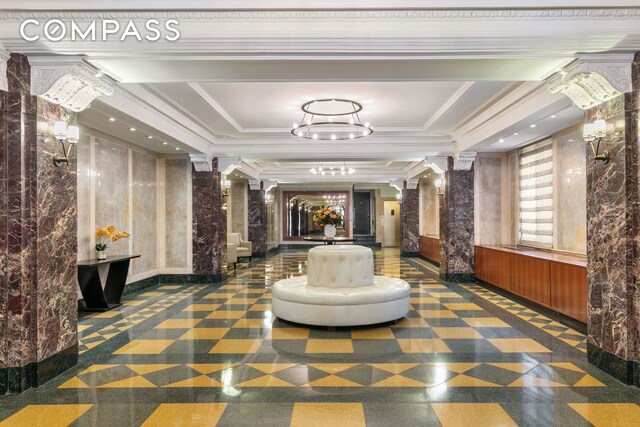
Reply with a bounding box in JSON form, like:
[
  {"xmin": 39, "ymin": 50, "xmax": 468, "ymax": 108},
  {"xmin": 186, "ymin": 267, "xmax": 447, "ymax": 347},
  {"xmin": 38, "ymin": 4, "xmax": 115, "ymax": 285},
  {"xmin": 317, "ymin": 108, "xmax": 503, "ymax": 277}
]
[
  {"xmin": 95, "ymin": 225, "xmax": 130, "ymax": 260},
  {"xmin": 312, "ymin": 206, "xmax": 344, "ymax": 238}
]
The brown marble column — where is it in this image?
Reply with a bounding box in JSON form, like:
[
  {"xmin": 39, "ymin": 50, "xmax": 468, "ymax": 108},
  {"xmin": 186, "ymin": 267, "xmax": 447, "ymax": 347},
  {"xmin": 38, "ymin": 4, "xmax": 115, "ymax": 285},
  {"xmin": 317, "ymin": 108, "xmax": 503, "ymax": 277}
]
[
  {"xmin": 248, "ymin": 184, "xmax": 267, "ymax": 258},
  {"xmin": 400, "ymin": 183, "xmax": 420, "ymax": 257},
  {"xmin": 192, "ymin": 157, "xmax": 227, "ymax": 282},
  {"xmin": 0, "ymin": 54, "xmax": 78, "ymax": 394},
  {"xmin": 586, "ymin": 53, "xmax": 640, "ymax": 386},
  {"xmin": 439, "ymin": 157, "xmax": 475, "ymax": 282}
]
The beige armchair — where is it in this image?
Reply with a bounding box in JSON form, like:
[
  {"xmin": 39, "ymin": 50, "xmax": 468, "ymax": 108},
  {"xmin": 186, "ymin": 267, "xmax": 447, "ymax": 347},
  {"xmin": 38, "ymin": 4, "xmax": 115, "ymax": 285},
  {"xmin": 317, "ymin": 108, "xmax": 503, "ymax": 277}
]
[
  {"xmin": 227, "ymin": 232, "xmax": 252, "ymax": 261},
  {"xmin": 227, "ymin": 243, "xmax": 238, "ymax": 270}
]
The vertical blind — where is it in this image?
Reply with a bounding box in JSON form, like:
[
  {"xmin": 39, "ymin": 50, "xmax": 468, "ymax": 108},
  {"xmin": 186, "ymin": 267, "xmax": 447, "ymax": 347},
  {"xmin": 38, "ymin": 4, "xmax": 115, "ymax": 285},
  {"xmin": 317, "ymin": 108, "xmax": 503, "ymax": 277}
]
[{"xmin": 519, "ymin": 139, "xmax": 554, "ymax": 247}]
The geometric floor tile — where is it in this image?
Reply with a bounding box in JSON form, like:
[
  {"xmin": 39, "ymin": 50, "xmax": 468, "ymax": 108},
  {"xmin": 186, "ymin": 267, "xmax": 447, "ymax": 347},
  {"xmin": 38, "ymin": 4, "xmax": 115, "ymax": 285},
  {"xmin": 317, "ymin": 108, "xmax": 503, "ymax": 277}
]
[
  {"xmin": 0, "ymin": 405, "xmax": 94, "ymax": 427},
  {"xmin": 291, "ymin": 403, "xmax": 365, "ymax": 427},
  {"xmin": 140, "ymin": 403, "xmax": 228, "ymax": 427},
  {"xmin": 568, "ymin": 403, "xmax": 640, "ymax": 427},
  {"xmin": 431, "ymin": 403, "xmax": 518, "ymax": 427}
]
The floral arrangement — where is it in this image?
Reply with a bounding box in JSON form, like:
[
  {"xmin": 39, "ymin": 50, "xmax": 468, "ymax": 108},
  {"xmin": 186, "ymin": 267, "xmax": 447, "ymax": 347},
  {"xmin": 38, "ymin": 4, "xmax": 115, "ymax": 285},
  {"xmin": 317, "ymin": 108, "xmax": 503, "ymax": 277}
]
[
  {"xmin": 95, "ymin": 225, "xmax": 130, "ymax": 252},
  {"xmin": 312, "ymin": 206, "xmax": 344, "ymax": 228}
]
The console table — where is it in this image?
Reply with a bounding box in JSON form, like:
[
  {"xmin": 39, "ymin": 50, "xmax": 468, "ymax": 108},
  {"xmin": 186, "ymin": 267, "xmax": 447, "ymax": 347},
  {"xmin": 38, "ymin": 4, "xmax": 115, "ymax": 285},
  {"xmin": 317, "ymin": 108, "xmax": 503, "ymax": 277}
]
[{"xmin": 78, "ymin": 255, "xmax": 141, "ymax": 312}]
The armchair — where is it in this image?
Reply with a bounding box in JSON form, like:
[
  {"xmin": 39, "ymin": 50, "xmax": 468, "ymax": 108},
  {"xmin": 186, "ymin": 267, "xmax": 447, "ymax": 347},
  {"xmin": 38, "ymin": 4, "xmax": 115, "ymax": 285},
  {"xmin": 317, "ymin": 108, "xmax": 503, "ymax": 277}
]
[
  {"xmin": 226, "ymin": 243, "xmax": 238, "ymax": 270},
  {"xmin": 227, "ymin": 232, "xmax": 252, "ymax": 261}
]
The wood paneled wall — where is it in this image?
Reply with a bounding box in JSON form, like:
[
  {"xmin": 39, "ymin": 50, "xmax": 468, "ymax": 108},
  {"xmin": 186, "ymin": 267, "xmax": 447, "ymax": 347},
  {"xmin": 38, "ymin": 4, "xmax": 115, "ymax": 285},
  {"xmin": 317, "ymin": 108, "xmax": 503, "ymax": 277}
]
[
  {"xmin": 475, "ymin": 246, "xmax": 587, "ymax": 323},
  {"xmin": 419, "ymin": 236, "xmax": 440, "ymax": 263}
]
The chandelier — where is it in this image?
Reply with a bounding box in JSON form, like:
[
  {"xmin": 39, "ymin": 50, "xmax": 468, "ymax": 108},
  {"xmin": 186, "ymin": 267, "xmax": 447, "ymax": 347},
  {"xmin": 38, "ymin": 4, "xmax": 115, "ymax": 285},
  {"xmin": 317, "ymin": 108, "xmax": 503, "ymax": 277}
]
[
  {"xmin": 310, "ymin": 162, "xmax": 355, "ymax": 176},
  {"xmin": 291, "ymin": 98, "xmax": 374, "ymax": 141}
]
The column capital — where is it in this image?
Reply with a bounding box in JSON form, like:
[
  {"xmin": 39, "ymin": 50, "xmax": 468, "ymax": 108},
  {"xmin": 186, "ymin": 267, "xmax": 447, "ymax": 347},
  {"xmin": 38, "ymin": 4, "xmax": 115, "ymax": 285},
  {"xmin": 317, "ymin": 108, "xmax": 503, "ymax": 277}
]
[
  {"xmin": 0, "ymin": 44, "xmax": 9, "ymax": 91},
  {"xmin": 547, "ymin": 53, "xmax": 634, "ymax": 110},
  {"xmin": 423, "ymin": 156, "xmax": 448, "ymax": 174},
  {"xmin": 190, "ymin": 154, "xmax": 213, "ymax": 172},
  {"xmin": 263, "ymin": 179, "xmax": 278, "ymax": 192},
  {"xmin": 406, "ymin": 179, "xmax": 419, "ymax": 190},
  {"xmin": 248, "ymin": 179, "xmax": 262, "ymax": 191},
  {"xmin": 453, "ymin": 151, "xmax": 476, "ymax": 170},
  {"xmin": 29, "ymin": 56, "xmax": 115, "ymax": 112}
]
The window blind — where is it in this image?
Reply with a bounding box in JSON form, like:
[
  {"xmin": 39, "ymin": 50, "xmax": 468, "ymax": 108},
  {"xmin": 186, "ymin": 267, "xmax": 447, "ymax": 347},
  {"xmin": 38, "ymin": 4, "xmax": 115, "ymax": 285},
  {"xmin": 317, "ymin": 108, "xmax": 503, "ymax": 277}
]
[{"xmin": 519, "ymin": 139, "xmax": 553, "ymax": 247}]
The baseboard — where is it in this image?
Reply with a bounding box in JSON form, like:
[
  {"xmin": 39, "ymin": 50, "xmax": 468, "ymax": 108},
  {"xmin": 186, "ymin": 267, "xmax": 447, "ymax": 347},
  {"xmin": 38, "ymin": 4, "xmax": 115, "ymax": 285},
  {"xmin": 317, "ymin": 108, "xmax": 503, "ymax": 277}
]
[
  {"xmin": 401, "ymin": 251, "xmax": 420, "ymax": 257},
  {"xmin": 439, "ymin": 273, "xmax": 475, "ymax": 283},
  {"xmin": 251, "ymin": 251, "xmax": 266, "ymax": 258},
  {"xmin": 1, "ymin": 343, "xmax": 77, "ymax": 394},
  {"xmin": 418, "ymin": 255, "xmax": 440, "ymax": 267},
  {"xmin": 587, "ymin": 342, "xmax": 638, "ymax": 386}
]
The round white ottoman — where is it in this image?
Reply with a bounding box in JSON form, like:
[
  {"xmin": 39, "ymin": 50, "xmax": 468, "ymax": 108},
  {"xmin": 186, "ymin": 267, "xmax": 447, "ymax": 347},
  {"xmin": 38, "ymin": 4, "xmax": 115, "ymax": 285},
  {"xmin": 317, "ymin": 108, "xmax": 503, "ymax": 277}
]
[{"xmin": 272, "ymin": 245, "xmax": 410, "ymax": 326}]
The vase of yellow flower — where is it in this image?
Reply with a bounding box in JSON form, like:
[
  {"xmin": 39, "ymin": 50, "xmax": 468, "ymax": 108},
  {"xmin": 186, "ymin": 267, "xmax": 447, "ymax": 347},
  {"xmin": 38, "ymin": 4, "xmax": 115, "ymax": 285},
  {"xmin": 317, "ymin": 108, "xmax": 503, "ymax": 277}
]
[
  {"xmin": 95, "ymin": 225, "xmax": 131, "ymax": 260},
  {"xmin": 312, "ymin": 206, "xmax": 343, "ymax": 238}
]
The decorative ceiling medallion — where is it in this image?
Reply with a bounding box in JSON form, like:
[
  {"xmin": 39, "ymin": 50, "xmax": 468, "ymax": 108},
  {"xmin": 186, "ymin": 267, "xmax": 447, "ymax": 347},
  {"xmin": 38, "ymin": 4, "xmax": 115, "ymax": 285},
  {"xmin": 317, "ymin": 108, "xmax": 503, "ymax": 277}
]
[{"xmin": 291, "ymin": 98, "xmax": 373, "ymax": 141}]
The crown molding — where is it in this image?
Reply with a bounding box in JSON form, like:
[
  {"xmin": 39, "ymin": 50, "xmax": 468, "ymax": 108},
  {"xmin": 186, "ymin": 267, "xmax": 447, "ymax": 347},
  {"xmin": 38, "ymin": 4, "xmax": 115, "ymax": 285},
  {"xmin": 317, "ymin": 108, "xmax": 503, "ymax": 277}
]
[
  {"xmin": 424, "ymin": 156, "xmax": 449, "ymax": 173},
  {"xmin": 547, "ymin": 54, "xmax": 634, "ymax": 109},
  {"xmin": 0, "ymin": 45, "xmax": 9, "ymax": 91},
  {"xmin": 423, "ymin": 81, "xmax": 474, "ymax": 130},
  {"xmin": 453, "ymin": 151, "xmax": 476, "ymax": 170},
  {"xmin": 3, "ymin": 9, "xmax": 640, "ymax": 20}
]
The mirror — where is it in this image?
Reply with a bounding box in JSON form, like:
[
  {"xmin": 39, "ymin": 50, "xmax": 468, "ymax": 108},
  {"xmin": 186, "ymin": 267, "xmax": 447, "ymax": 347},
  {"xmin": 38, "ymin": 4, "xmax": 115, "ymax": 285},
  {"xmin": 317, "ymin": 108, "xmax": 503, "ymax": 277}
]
[{"xmin": 283, "ymin": 191, "xmax": 350, "ymax": 240}]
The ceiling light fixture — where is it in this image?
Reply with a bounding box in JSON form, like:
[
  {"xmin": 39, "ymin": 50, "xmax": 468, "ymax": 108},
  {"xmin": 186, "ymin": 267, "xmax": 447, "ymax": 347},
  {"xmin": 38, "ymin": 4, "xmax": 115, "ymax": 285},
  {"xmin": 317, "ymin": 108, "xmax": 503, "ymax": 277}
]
[
  {"xmin": 310, "ymin": 162, "xmax": 356, "ymax": 177},
  {"xmin": 147, "ymin": 135, "xmax": 153, "ymax": 139},
  {"xmin": 108, "ymin": 117, "xmax": 115, "ymax": 122},
  {"xmin": 530, "ymin": 124, "xmax": 537, "ymax": 128},
  {"xmin": 291, "ymin": 99, "xmax": 373, "ymax": 141},
  {"xmin": 130, "ymin": 127, "xmax": 136, "ymax": 131}
]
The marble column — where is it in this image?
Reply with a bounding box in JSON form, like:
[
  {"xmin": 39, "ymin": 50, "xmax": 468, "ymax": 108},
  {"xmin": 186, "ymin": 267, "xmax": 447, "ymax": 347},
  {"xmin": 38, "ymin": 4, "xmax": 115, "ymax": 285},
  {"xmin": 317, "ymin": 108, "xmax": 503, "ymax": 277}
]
[
  {"xmin": 400, "ymin": 183, "xmax": 420, "ymax": 257},
  {"xmin": 586, "ymin": 53, "xmax": 640, "ymax": 385},
  {"xmin": 192, "ymin": 158, "xmax": 227, "ymax": 282},
  {"xmin": 248, "ymin": 184, "xmax": 267, "ymax": 258},
  {"xmin": 439, "ymin": 157, "xmax": 475, "ymax": 282},
  {"xmin": 0, "ymin": 54, "xmax": 78, "ymax": 394}
]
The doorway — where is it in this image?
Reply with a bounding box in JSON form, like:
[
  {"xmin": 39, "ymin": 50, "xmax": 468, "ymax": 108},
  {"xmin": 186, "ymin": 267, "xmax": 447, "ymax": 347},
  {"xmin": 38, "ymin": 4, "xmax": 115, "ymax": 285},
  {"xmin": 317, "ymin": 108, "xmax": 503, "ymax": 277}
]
[
  {"xmin": 383, "ymin": 200, "xmax": 401, "ymax": 247},
  {"xmin": 353, "ymin": 191, "xmax": 372, "ymax": 236}
]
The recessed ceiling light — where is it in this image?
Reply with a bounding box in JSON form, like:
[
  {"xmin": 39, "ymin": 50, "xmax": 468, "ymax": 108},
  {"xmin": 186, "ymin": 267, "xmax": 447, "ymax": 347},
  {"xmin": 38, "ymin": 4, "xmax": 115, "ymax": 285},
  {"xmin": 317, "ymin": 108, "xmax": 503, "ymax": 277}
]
[
  {"xmin": 530, "ymin": 124, "xmax": 536, "ymax": 128},
  {"xmin": 130, "ymin": 127, "xmax": 136, "ymax": 131},
  {"xmin": 499, "ymin": 139, "xmax": 505, "ymax": 143},
  {"xmin": 162, "ymin": 142, "xmax": 168, "ymax": 145},
  {"xmin": 108, "ymin": 117, "xmax": 115, "ymax": 122},
  {"xmin": 513, "ymin": 132, "xmax": 519, "ymax": 136},
  {"xmin": 550, "ymin": 115, "xmax": 557, "ymax": 118},
  {"xmin": 147, "ymin": 135, "xmax": 153, "ymax": 139},
  {"xmin": 568, "ymin": 139, "xmax": 574, "ymax": 142},
  {"xmin": 175, "ymin": 147, "xmax": 180, "ymax": 150}
]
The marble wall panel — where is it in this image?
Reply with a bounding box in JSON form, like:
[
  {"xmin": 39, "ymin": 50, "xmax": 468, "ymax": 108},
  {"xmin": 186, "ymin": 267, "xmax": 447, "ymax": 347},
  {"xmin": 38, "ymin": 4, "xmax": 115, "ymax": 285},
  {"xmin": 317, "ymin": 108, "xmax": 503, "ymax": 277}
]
[
  {"xmin": 131, "ymin": 151, "xmax": 157, "ymax": 276},
  {"xmin": 475, "ymin": 157, "xmax": 502, "ymax": 246},
  {"xmin": 76, "ymin": 134, "xmax": 91, "ymax": 261},
  {"xmin": 192, "ymin": 158, "xmax": 226, "ymax": 278},
  {"xmin": 0, "ymin": 84, "xmax": 6, "ymax": 371},
  {"xmin": 248, "ymin": 187, "xmax": 267, "ymax": 257},
  {"xmin": 440, "ymin": 158, "xmax": 475, "ymax": 282},
  {"xmin": 1, "ymin": 54, "xmax": 78, "ymax": 391},
  {"xmin": 94, "ymin": 138, "xmax": 129, "ymax": 256},
  {"xmin": 419, "ymin": 177, "xmax": 439, "ymax": 237},
  {"xmin": 556, "ymin": 133, "xmax": 587, "ymax": 253},
  {"xmin": 35, "ymin": 98, "xmax": 77, "ymax": 362},
  {"xmin": 165, "ymin": 159, "xmax": 189, "ymax": 268},
  {"xmin": 400, "ymin": 186, "xmax": 420, "ymax": 255},
  {"xmin": 266, "ymin": 189, "xmax": 278, "ymax": 250}
]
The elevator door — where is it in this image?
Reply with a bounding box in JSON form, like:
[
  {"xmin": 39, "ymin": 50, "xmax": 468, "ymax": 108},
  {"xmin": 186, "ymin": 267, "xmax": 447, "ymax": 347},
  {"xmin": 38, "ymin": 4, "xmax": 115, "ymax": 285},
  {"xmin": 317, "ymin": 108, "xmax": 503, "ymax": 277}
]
[
  {"xmin": 383, "ymin": 201, "xmax": 401, "ymax": 247},
  {"xmin": 353, "ymin": 191, "xmax": 371, "ymax": 235}
]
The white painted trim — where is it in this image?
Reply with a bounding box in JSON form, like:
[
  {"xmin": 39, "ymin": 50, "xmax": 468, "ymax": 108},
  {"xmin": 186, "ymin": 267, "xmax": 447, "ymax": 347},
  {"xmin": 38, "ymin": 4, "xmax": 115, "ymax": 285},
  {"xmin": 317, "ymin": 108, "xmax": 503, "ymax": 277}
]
[
  {"xmin": 89, "ymin": 135, "xmax": 97, "ymax": 252},
  {"xmin": 186, "ymin": 161, "xmax": 193, "ymax": 273},
  {"xmin": 156, "ymin": 158, "xmax": 166, "ymax": 270},
  {"xmin": 189, "ymin": 82, "xmax": 243, "ymax": 132},
  {"xmin": 423, "ymin": 81, "xmax": 474, "ymax": 130}
]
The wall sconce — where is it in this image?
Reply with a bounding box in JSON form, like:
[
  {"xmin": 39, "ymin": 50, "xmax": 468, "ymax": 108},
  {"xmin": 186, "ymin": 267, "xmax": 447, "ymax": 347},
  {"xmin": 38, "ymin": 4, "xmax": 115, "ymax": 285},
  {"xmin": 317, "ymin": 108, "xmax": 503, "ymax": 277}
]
[
  {"xmin": 435, "ymin": 177, "xmax": 445, "ymax": 195},
  {"xmin": 46, "ymin": 119, "xmax": 80, "ymax": 167},
  {"xmin": 583, "ymin": 119, "xmax": 623, "ymax": 164},
  {"xmin": 396, "ymin": 192, "xmax": 403, "ymax": 204}
]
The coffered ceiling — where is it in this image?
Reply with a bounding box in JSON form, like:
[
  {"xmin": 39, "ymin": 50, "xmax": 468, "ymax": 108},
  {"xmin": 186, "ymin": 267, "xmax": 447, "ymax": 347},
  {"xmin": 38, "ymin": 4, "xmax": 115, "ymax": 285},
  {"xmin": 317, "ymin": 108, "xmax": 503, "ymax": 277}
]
[{"xmin": 2, "ymin": 2, "xmax": 639, "ymax": 183}]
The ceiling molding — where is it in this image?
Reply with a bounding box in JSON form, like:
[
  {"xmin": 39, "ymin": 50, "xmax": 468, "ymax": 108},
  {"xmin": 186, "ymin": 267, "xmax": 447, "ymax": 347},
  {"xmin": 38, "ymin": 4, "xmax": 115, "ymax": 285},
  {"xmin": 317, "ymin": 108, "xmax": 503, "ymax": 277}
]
[
  {"xmin": 547, "ymin": 54, "xmax": 634, "ymax": 109},
  {"xmin": 99, "ymin": 85, "xmax": 215, "ymax": 154},
  {"xmin": 188, "ymin": 82, "xmax": 243, "ymax": 132},
  {"xmin": 3, "ymin": 9, "xmax": 640, "ymax": 20},
  {"xmin": 423, "ymin": 81, "xmax": 474, "ymax": 130},
  {"xmin": 406, "ymin": 179, "xmax": 419, "ymax": 190}
]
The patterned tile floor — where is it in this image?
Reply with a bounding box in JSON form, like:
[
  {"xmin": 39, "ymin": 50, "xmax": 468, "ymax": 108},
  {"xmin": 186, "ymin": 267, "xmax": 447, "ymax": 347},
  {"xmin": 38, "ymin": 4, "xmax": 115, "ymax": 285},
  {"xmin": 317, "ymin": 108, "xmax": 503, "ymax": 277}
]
[{"xmin": 1, "ymin": 248, "xmax": 640, "ymax": 426}]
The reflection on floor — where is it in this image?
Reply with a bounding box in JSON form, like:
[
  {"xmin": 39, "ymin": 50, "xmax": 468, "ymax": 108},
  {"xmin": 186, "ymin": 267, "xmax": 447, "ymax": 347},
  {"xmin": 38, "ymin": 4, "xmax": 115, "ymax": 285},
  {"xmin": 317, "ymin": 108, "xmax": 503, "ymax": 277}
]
[{"xmin": 1, "ymin": 248, "xmax": 640, "ymax": 426}]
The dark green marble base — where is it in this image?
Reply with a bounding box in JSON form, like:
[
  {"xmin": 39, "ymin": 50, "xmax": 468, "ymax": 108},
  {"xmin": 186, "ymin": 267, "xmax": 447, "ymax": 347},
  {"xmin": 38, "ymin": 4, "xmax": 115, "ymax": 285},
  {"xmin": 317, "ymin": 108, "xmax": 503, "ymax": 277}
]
[
  {"xmin": 419, "ymin": 255, "xmax": 440, "ymax": 267},
  {"xmin": 158, "ymin": 273, "xmax": 225, "ymax": 284},
  {"xmin": 588, "ymin": 342, "xmax": 638, "ymax": 386},
  {"xmin": 439, "ymin": 273, "xmax": 476, "ymax": 283},
  {"xmin": 401, "ymin": 252, "xmax": 420, "ymax": 257},
  {"xmin": 1, "ymin": 343, "xmax": 77, "ymax": 394},
  {"xmin": 252, "ymin": 251, "xmax": 266, "ymax": 258}
]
